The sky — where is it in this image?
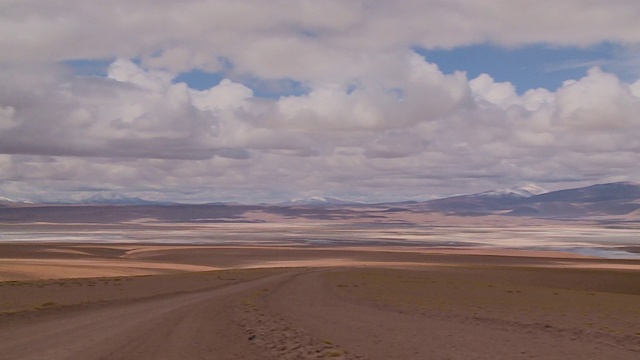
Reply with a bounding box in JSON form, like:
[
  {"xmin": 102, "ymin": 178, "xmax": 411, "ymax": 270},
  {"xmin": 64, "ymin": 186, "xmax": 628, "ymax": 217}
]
[{"xmin": 1, "ymin": 0, "xmax": 640, "ymax": 204}]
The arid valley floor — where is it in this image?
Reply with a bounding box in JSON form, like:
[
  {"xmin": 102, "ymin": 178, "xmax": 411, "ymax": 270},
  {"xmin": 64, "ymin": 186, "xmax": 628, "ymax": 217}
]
[{"xmin": 1, "ymin": 216, "xmax": 639, "ymax": 359}]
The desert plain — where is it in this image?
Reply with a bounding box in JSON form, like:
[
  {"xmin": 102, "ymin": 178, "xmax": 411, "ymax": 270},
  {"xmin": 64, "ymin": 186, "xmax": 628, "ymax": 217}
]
[{"xmin": 0, "ymin": 217, "xmax": 639, "ymax": 360}]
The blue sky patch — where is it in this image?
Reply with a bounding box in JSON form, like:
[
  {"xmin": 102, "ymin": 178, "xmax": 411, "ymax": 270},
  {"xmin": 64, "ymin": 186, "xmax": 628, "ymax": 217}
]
[
  {"xmin": 237, "ymin": 76, "xmax": 309, "ymax": 99},
  {"xmin": 173, "ymin": 69, "xmax": 309, "ymax": 98},
  {"xmin": 173, "ymin": 69, "xmax": 226, "ymax": 90},
  {"xmin": 417, "ymin": 43, "xmax": 620, "ymax": 93},
  {"xmin": 63, "ymin": 58, "xmax": 114, "ymax": 77}
]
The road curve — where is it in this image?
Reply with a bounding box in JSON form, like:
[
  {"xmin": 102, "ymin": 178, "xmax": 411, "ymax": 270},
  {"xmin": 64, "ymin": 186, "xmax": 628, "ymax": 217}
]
[
  {"xmin": 0, "ymin": 272, "xmax": 294, "ymax": 360},
  {"xmin": 2, "ymin": 267, "xmax": 639, "ymax": 360}
]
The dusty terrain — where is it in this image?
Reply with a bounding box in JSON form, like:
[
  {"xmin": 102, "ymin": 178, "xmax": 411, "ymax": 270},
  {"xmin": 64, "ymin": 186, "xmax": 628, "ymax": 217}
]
[{"xmin": 0, "ymin": 243, "xmax": 639, "ymax": 359}]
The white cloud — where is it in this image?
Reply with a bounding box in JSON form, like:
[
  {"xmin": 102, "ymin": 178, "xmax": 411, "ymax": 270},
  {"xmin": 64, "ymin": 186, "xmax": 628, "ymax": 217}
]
[
  {"xmin": 0, "ymin": 105, "xmax": 16, "ymax": 130},
  {"xmin": 3, "ymin": 1, "xmax": 640, "ymax": 74},
  {"xmin": 555, "ymin": 67, "xmax": 640, "ymax": 131},
  {"xmin": 277, "ymin": 53, "xmax": 469, "ymax": 131},
  {"xmin": 2, "ymin": 55, "xmax": 640, "ymax": 202},
  {"xmin": 190, "ymin": 79, "xmax": 254, "ymax": 112},
  {"xmin": 0, "ymin": 61, "xmax": 225, "ymax": 159},
  {"xmin": 1, "ymin": 1, "xmax": 640, "ymax": 202},
  {"xmin": 631, "ymin": 79, "xmax": 640, "ymax": 98}
]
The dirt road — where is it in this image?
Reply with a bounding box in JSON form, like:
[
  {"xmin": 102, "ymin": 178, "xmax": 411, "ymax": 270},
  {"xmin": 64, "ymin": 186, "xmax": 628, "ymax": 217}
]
[
  {"xmin": 0, "ymin": 272, "xmax": 292, "ymax": 360},
  {"xmin": 1, "ymin": 262, "xmax": 639, "ymax": 359}
]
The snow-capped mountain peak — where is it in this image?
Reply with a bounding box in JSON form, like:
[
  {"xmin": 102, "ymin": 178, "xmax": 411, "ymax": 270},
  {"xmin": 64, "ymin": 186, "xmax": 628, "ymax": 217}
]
[
  {"xmin": 70, "ymin": 193, "xmax": 163, "ymax": 205},
  {"xmin": 293, "ymin": 196, "xmax": 330, "ymax": 203},
  {"xmin": 0, "ymin": 196, "xmax": 34, "ymax": 205},
  {"xmin": 281, "ymin": 196, "xmax": 360, "ymax": 206},
  {"xmin": 0, "ymin": 196, "xmax": 15, "ymax": 204},
  {"xmin": 476, "ymin": 184, "xmax": 548, "ymax": 198}
]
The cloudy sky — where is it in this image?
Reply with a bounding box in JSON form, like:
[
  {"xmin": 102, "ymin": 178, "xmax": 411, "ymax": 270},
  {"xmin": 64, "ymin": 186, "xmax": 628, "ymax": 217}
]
[{"xmin": 1, "ymin": 0, "xmax": 640, "ymax": 203}]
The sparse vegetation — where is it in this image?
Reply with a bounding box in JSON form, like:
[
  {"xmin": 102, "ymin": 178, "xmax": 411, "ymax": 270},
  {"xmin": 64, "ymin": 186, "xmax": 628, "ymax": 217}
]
[
  {"xmin": 36, "ymin": 301, "xmax": 59, "ymax": 309},
  {"xmin": 326, "ymin": 349, "xmax": 342, "ymax": 357}
]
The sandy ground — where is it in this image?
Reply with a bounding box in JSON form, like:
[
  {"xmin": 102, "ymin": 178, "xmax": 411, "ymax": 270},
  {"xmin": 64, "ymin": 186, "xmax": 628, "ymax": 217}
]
[{"xmin": 0, "ymin": 243, "xmax": 639, "ymax": 359}]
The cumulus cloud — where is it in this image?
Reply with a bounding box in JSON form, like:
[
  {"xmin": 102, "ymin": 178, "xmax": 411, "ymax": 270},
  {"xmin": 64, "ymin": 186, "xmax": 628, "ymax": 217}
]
[
  {"xmin": 0, "ymin": 60, "xmax": 251, "ymax": 160},
  {"xmin": 3, "ymin": 1, "xmax": 640, "ymax": 72},
  {"xmin": 555, "ymin": 68, "xmax": 640, "ymax": 132},
  {"xmin": 1, "ymin": 1, "xmax": 640, "ymax": 202}
]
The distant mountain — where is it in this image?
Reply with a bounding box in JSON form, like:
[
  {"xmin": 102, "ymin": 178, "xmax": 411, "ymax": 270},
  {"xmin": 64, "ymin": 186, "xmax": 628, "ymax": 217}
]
[
  {"xmin": 0, "ymin": 196, "xmax": 33, "ymax": 206},
  {"xmin": 279, "ymin": 196, "xmax": 361, "ymax": 207},
  {"xmin": 1, "ymin": 182, "xmax": 638, "ymax": 222},
  {"xmin": 520, "ymin": 182, "xmax": 640, "ymax": 204},
  {"xmin": 508, "ymin": 182, "xmax": 640, "ymax": 217},
  {"xmin": 473, "ymin": 184, "xmax": 548, "ymax": 198},
  {"xmin": 420, "ymin": 184, "xmax": 548, "ymax": 213},
  {"xmin": 417, "ymin": 182, "xmax": 640, "ymax": 218},
  {"xmin": 419, "ymin": 182, "xmax": 640, "ymax": 218},
  {"xmin": 71, "ymin": 193, "xmax": 173, "ymax": 205},
  {"xmin": 0, "ymin": 196, "xmax": 16, "ymax": 205}
]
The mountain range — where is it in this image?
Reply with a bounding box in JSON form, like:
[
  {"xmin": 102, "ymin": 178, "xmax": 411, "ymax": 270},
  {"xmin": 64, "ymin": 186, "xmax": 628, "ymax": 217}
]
[
  {"xmin": 471, "ymin": 184, "xmax": 549, "ymax": 198},
  {"xmin": 413, "ymin": 182, "xmax": 640, "ymax": 218},
  {"xmin": 278, "ymin": 196, "xmax": 363, "ymax": 207},
  {"xmin": 0, "ymin": 193, "xmax": 174, "ymax": 206},
  {"xmin": 68, "ymin": 193, "xmax": 174, "ymax": 205},
  {"xmin": 0, "ymin": 182, "xmax": 639, "ymax": 222}
]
